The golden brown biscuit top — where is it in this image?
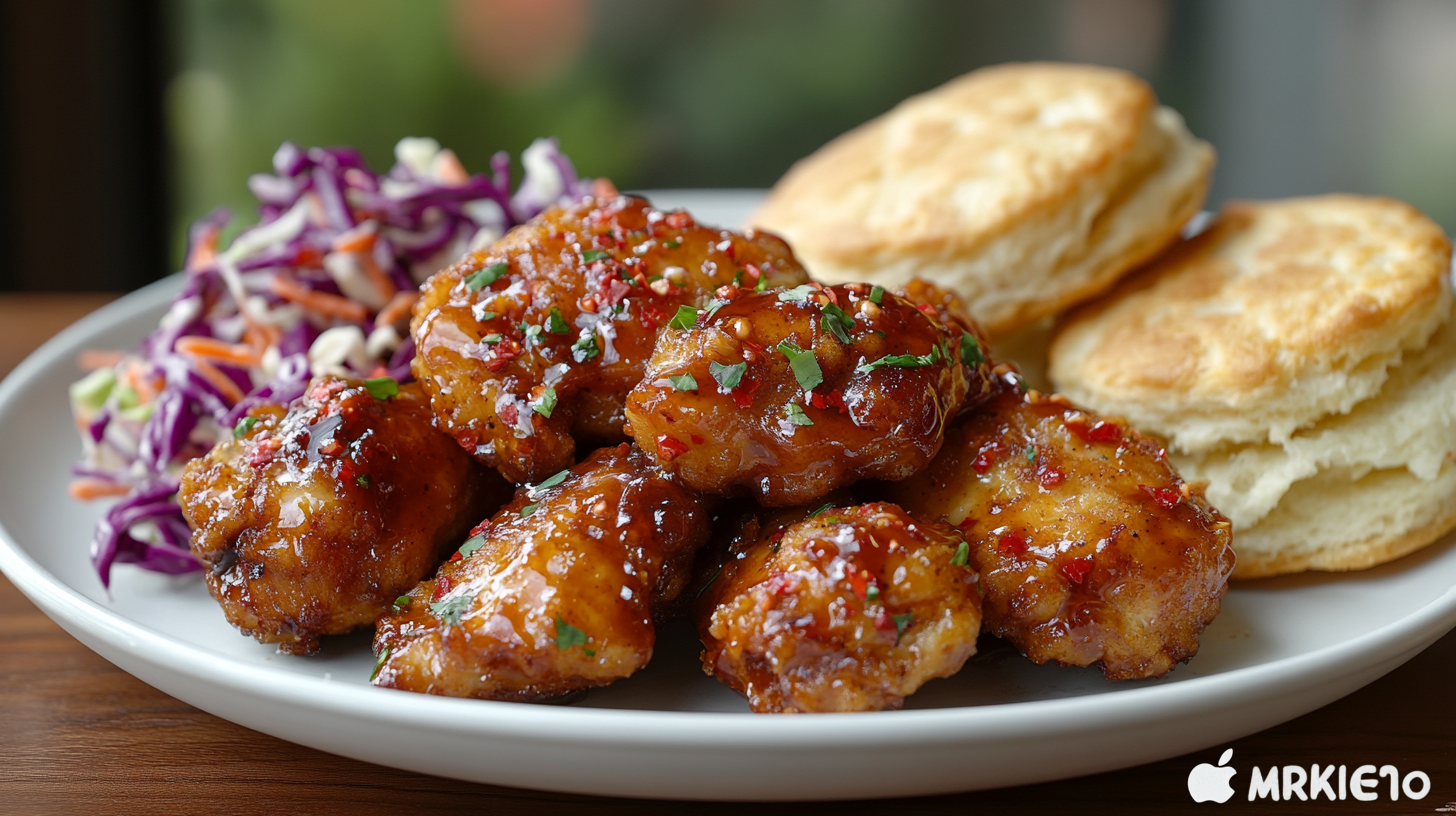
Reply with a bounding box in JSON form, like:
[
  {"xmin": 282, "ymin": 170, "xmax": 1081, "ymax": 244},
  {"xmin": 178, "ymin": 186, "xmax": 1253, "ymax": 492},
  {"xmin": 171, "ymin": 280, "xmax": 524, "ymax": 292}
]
[
  {"xmin": 1051, "ymin": 194, "xmax": 1452, "ymax": 402},
  {"xmin": 752, "ymin": 62, "xmax": 1154, "ymax": 262}
]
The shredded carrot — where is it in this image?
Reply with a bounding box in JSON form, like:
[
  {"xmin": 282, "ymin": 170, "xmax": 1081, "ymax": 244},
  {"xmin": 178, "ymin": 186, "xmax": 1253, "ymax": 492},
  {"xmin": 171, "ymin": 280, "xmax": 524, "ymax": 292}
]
[
  {"xmin": 191, "ymin": 357, "xmax": 246, "ymax": 404},
  {"xmin": 186, "ymin": 225, "xmax": 221, "ymax": 270},
  {"xmin": 376, "ymin": 290, "xmax": 420, "ymax": 328},
  {"xmin": 332, "ymin": 224, "xmax": 378, "ymax": 253},
  {"xmin": 271, "ymin": 275, "xmax": 368, "ymax": 323},
  {"xmin": 78, "ymin": 349, "xmax": 123, "ymax": 370},
  {"xmin": 70, "ymin": 479, "xmax": 133, "ymax": 500},
  {"xmin": 358, "ymin": 253, "xmax": 398, "ymax": 304},
  {"xmin": 175, "ymin": 336, "xmax": 263, "ymax": 368},
  {"xmin": 243, "ymin": 321, "xmax": 282, "ymax": 353},
  {"xmin": 120, "ymin": 362, "xmax": 158, "ymax": 405}
]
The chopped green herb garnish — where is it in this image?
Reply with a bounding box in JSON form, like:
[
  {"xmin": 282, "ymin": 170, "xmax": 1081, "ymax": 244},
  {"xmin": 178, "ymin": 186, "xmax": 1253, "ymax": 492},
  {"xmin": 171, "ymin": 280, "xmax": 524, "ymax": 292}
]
[
  {"xmin": 520, "ymin": 503, "xmax": 539, "ymax": 517},
  {"xmin": 778, "ymin": 285, "xmax": 817, "ymax": 303},
  {"xmin": 232, "ymin": 416, "xmax": 257, "ymax": 438},
  {"xmin": 521, "ymin": 323, "xmax": 543, "ymax": 344},
  {"xmin": 892, "ymin": 612, "xmax": 914, "ymax": 641},
  {"xmin": 786, "ymin": 403, "xmax": 814, "ymax": 426},
  {"xmin": 392, "ymin": 595, "xmax": 411, "ymax": 609},
  {"xmin": 777, "ymin": 340, "xmax": 824, "ymax": 391},
  {"xmin": 369, "ymin": 646, "xmax": 391, "ymax": 681},
  {"xmin": 869, "ymin": 285, "xmax": 884, "ymax": 304},
  {"xmin": 856, "ymin": 350, "xmax": 941, "ymax": 374},
  {"xmin": 821, "ymin": 303, "xmax": 855, "ymax": 344},
  {"xmin": 458, "ymin": 535, "xmax": 485, "ymax": 558},
  {"xmin": 533, "ymin": 386, "xmax": 557, "ymax": 419},
  {"xmin": 951, "ymin": 540, "xmax": 970, "ymax": 567},
  {"xmin": 555, "ymin": 616, "xmax": 589, "ymax": 650},
  {"xmin": 754, "ymin": 274, "xmax": 767, "ymax": 292},
  {"xmin": 667, "ymin": 373, "xmax": 699, "ymax": 392},
  {"xmin": 960, "ymin": 333, "xmax": 984, "ymax": 367},
  {"xmin": 478, "ymin": 310, "xmax": 498, "ymax": 321},
  {"xmin": 481, "ymin": 333, "xmax": 502, "ymax": 344},
  {"xmin": 807, "ymin": 502, "xmax": 833, "ymax": 518},
  {"xmin": 732, "ymin": 269, "xmax": 744, "ymax": 286},
  {"xmin": 430, "ymin": 595, "xmax": 471, "ymax": 626},
  {"xmin": 710, "ymin": 361, "xmax": 746, "ymax": 391},
  {"xmin": 865, "ymin": 584, "xmax": 880, "ymax": 602},
  {"xmin": 356, "ymin": 474, "xmax": 372, "ymax": 489},
  {"xmin": 668, "ymin": 305, "xmax": 699, "ymax": 331},
  {"xmin": 702, "ymin": 299, "xmax": 728, "ymax": 321},
  {"xmin": 546, "ymin": 307, "xmax": 570, "ymax": 334},
  {"xmin": 465, "ymin": 262, "xmax": 508, "ymax": 291},
  {"xmin": 581, "ymin": 249, "xmax": 611, "ymax": 262},
  {"xmin": 697, "ymin": 567, "xmax": 721, "ymax": 599},
  {"xmin": 1024, "ymin": 446, "xmax": 1036, "ymax": 464},
  {"xmin": 584, "ymin": 649, "xmax": 596, "ymax": 657},
  {"xmin": 364, "ymin": 377, "xmax": 399, "ymax": 400},
  {"xmin": 664, "ymin": 239, "xmax": 681, "ymax": 249},
  {"xmin": 571, "ymin": 330, "xmax": 600, "ymax": 362},
  {"xmin": 530, "ymin": 469, "xmax": 570, "ymax": 498}
]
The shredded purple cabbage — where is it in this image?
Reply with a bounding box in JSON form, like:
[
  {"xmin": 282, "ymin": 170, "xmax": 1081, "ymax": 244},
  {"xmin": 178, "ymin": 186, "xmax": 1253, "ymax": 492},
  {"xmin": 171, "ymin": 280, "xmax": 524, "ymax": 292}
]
[{"xmin": 74, "ymin": 137, "xmax": 592, "ymax": 588}]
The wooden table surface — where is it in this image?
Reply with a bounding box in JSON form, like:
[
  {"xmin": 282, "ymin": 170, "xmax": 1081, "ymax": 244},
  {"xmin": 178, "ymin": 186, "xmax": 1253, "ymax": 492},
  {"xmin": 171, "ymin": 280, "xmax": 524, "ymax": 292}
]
[{"xmin": 2, "ymin": 294, "xmax": 1453, "ymax": 815}]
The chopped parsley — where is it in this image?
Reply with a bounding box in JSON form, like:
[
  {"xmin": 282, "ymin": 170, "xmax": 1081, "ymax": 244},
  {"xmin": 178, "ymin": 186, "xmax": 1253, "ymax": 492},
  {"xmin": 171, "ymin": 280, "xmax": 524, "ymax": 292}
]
[
  {"xmin": 892, "ymin": 612, "xmax": 914, "ymax": 641},
  {"xmin": 533, "ymin": 386, "xmax": 557, "ymax": 419},
  {"xmin": 856, "ymin": 349, "xmax": 941, "ymax": 374},
  {"xmin": 668, "ymin": 305, "xmax": 699, "ymax": 331},
  {"xmin": 786, "ymin": 403, "xmax": 814, "ymax": 426},
  {"xmin": 232, "ymin": 416, "xmax": 257, "ymax": 438},
  {"xmin": 807, "ymin": 502, "xmax": 834, "ymax": 518},
  {"xmin": 529, "ymin": 469, "xmax": 570, "ymax": 498},
  {"xmin": 754, "ymin": 275, "xmax": 767, "ymax": 292},
  {"xmin": 950, "ymin": 540, "xmax": 970, "ymax": 567},
  {"xmin": 821, "ymin": 303, "xmax": 855, "ymax": 344},
  {"xmin": 865, "ymin": 584, "xmax": 880, "ymax": 602},
  {"xmin": 520, "ymin": 503, "xmax": 539, "ymax": 517},
  {"xmin": 667, "ymin": 373, "xmax": 699, "ymax": 392},
  {"xmin": 369, "ymin": 646, "xmax": 391, "ymax": 681},
  {"xmin": 581, "ymin": 249, "xmax": 611, "ymax": 262},
  {"xmin": 869, "ymin": 285, "xmax": 884, "ymax": 304},
  {"xmin": 430, "ymin": 595, "xmax": 471, "ymax": 626},
  {"xmin": 696, "ymin": 567, "xmax": 721, "ymax": 599},
  {"xmin": 465, "ymin": 262, "xmax": 508, "ymax": 291},
  {"xmin": 777, "ymin": 340, "xmax": 824, "ymax": 391},
  {"xmin": 546, "ymin": 307, "xmax": 570, "ymax": 335},
  {"xmin": 392, "ymin": 595, "xmax": 411, "ymax": 610},
  {"xmin": 710, "ymin": 361, "xmax": 746, "ymax": 391},
  {"xmin": 571, "ymin": 330, "xmax": 600, "ymax": 362},
  {"xmin": 960, "ymin": 333, "xmax": 984, "ymax": 367},
  {"xmin": 732, "ymin": 269, "xmax": 743, "ymax": 286},
  {"xmin": 478, "ymin": 310, "xmax": 498, "ymax": 321},
  {"xmin": 777, "ymin": 285, "xmax": 817, "ymax": 303},
  {"xmin": 702, "ymin": 299, "xmax": 728, "ymax": 321},
  {"xmin": 481, "ymin": 333, "xmax": 502, "ymax": 345},
  {"xmin": 1024, "ymin": 446, "xmax": 1036, "ymax": 464},
  {"xmin": 664, "ymin": 239, "xmax": 681, "ymax": 249},
  {"xmin": 355, "ymin": 474, "xmax": 372, "ymax": 489},
  {"xmin": 458, "ymin": 533, "xmax": 486, "ymax": 557},
  {"xmin": 364, "ymin": 377, "xmax": 399, "ymax": 400},
  {"xmin": 555, "ymin": 616, "xmax": 588, "ymax": 650},
  {"xmin": 521, "ymin": 323, "xmax": 543, "ymax": 344}
]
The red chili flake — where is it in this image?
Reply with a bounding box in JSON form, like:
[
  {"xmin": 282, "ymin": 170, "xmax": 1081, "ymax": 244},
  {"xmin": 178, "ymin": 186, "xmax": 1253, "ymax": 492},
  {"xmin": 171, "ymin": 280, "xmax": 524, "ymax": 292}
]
[
  {"xmin": 247, "ymin": 436, "xmax": 282, "ymax": 469},
  {"xmin": 766, "ymin": 571, "xmax": 797, "ymax": 596},
  {"xmin": 317, "ymin": 438, "xmax": 344, "ymax": 457},
  {"xmin": 579, "ymin": 296, "xmax": 599, "ymax": 314},
  {"xmin": 468, "ymin": 519, "xmax": 492, "ymax": 537},
  {"xmin": 730, "ymin": 375, "xmax": 760, "ymax": 409},
  {"xmin": 449, "ymin": 551, "xmax": 463, "ymax": 562},
  {"xmin": 956, "ymin": 517, "xmax": 977, "ymax": 533},
  {"xmin": 822, "ymin": 286, "xmax": 839, "ymax": 306},
  {"xmin": 807, "ymin": 389, "xmax": 846, "ymax": 412},
  {"xmin": 640, "ymin": 303, "xmax": 667, "ymax": 331},
  {"xmin": 1061, "ymin": 556, "xmax": 1094, "ymax": 585},
  {"xmin": 1038, "ymin": 466, "xmax": 1066, "ymax": 489},
  {"xmin": 293, "ymin": 246, "xmax": 324, "ymax": 268},
  {"xmin": 307, "ymin": 378, "xmax": 347, "ymax": 403},
  {"xmin": 1139, "ymin": 484, "xmax": 1181, "ymax": 509},
  {"xmin": 665, "ymin": 211, "xmax": 694, "ymax": 230},
  {"xmin": 740, "ymin": 265, "xmax": 761, "ymax": 290},
  {"xmin": 721, "ymin": 242, "xmax": 739, "ymax": 262},
  {"xmin": 690, "ymin": 433, "xmax": 705, "ymax": 445},
  {"xmin": 997, "ymin": 530, "xmax": 1028, "ymax": 556},
  {"xmin": 971, "ymin": 441, "xmax": 1006, "ymax": 474},
  {"xmin": 847, "ymin": 571, "xmax": 868, "ymax": 601},
  {"xmin": 873, "ymin": 608, "xmax": 895, "ymax": 634},
  {"xmin": 596, "ymin": 234, "xmax": 619, "ymax": 249},
  {"xmin": 485, "ymin": 339, "xmax": 522, "ymax": 372},
  {"xmin": 599, "ymin": 276, "xmax": 632, "ymax": 309},
  {"xmin": 918, "ymin": 303, "xmax": 937, "ymax": 316},
  {"xmin": 656, "ymin": 434, "xmax": 690, "ymax": 461},
  {"xmin": 498, "ymin": 401, "xmax": 520, "ymax": 426},
  {"xmin": 1067, "ymin": 415, "xmax": 1122, "ymax": 444},
  {"xmin": 739, "ymin": 338, "xmax": 765, "ymax": 363},
  {"xmin": 430, "ymin": 575, "xmax": 453, "ymax": 602}
]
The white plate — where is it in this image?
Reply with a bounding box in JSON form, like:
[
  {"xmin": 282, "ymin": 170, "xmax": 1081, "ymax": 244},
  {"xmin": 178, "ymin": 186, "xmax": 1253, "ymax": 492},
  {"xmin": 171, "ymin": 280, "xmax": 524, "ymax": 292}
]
[{"xmin": 3, "ymin": 191, "xmax": 1456, "ymax": 802}]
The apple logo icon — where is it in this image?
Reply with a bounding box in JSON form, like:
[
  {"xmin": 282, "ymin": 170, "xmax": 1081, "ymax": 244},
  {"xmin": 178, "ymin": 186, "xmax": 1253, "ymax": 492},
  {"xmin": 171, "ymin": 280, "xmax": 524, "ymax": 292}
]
[{"xmin": 1187, "ymin": 749, "xmax": 1237, "ymax": 803}]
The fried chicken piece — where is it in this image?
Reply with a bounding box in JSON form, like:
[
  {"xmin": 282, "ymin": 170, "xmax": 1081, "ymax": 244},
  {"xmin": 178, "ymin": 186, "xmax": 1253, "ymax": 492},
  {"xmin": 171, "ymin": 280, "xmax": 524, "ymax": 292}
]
[
  {"xmin": 410, "ymin": 195, "xmax": 810, "ymax": 483},
  {"xmin": 372, "ymin": 443, "xmax": 713, "ymax": 701},
  {"xmin": 624, "ymin": 283, "xmax": 992, "ymax": 506},
  {"xmin": 887, "ymin": 370, "xmax": 1235, "ymax": 679},
  {"xmin": 179, "ymin": 376, "xmax": 506, "ymax": 655},
  {"xmin": 696, "ymin": 501, "xmax": 982, "ymax": 713}
]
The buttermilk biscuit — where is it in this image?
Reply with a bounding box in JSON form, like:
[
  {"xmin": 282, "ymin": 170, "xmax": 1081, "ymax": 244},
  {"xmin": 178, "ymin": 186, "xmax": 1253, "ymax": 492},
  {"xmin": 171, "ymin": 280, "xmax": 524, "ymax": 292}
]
[
  {"xmin": 750, "ymin": 62, "xmax": 1214, "ymax": 338},
  {"xmin": 1049, "ymin": 195, "xmax": 1453, "ymax": 453},
  {"xmin": 1174, "ymin": 316, "xmax": 1456, "ymax": 577}
]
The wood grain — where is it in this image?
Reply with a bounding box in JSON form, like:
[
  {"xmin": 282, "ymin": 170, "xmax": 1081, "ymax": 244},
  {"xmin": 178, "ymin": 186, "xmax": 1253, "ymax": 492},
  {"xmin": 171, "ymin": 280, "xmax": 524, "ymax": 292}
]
[{"xmin": 1, "ymin": 295, "xmax": 1453, "ymax": 815}]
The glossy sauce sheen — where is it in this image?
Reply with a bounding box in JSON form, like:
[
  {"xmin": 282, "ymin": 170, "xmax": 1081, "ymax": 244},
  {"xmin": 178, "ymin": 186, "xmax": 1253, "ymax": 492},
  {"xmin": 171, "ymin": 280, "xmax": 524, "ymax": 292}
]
[
  {"xmin": 372, "ymin": 444, "xmax": 713, "ymax": 701},
  {"xmin": 696, "ymin": 502, "xmax": 982, "ymax": 713},
  {"xmin": 625, "ymin": 283, "xmax": 992, "ymax": 506},
  {"xmin": 178, "ymin": 377, "xmax": 504, "ymax": 655},
  {"xmin": 889, "ymin": 373, "xmax": 1236, "ymax": 680},
  {"xmin": 410, "ymin": 196, "xmax": 810, "ymax": 484}
]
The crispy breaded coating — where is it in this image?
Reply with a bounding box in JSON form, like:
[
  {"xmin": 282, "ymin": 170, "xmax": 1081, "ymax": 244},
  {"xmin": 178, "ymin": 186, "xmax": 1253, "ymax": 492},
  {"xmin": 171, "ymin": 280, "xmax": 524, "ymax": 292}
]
[
  {"xmin": 179, "ymin": 377, "xmax": 505, "ymax": 655},
  {"xmin": 372, "ymin": 443, "xmax": 713, "ymax": 701},
  {"xmin": 889, "ymin": 371, "xmax": 1235, "ymax": 679},
  {"xmin": 624, "ymin": 282, "xmax": 992, "ymax": 506},
  {"xmin": 410, "ymin": 195, "xmax": 810, "ymax": 483},
  {"xmin": 696, "ymin": 501, "xmax": 982, "ymax": 713}
]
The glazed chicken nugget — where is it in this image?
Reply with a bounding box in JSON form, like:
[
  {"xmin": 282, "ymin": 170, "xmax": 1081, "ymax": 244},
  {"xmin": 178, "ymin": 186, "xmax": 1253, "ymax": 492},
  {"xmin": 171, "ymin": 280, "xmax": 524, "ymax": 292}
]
[
  {"xmin": 624, "ymin": 283, "xmax": 992, "ymax": 506},
  {"xmin": 179, "ymin": 376, "xmax": 506, "ymax": 655},
  {"xmin": 696, "ymin": 501, "xmax": 982, "ymax": 713},
  {"xmin": 411, "ymin": 195, "xmax": 810, "ymax": 483},
  {"xmin": 372, "ymin": 443, "xmax": 713, "ymax": 701},
  {"xmin": 889, "ymin": 371, "xmax": 1235, "ymax": 680}
]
